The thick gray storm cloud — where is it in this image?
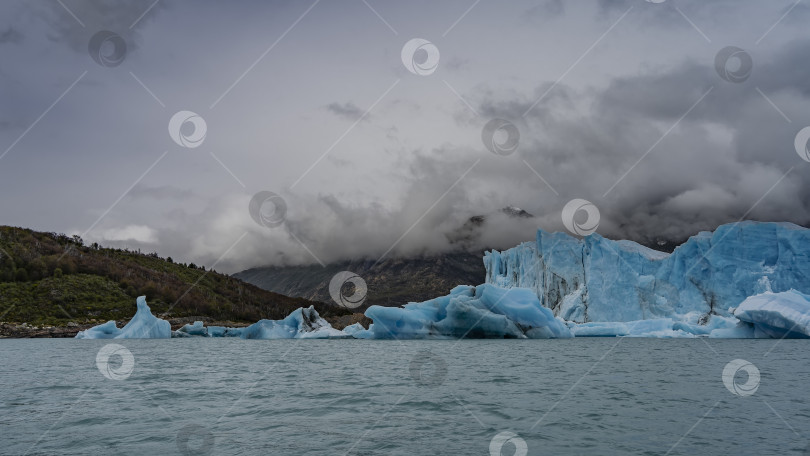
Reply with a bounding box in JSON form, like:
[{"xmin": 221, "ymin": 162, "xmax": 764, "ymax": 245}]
[{"xmin": 0, "ymin": 0, "xmax": 808, "ymax": 272}]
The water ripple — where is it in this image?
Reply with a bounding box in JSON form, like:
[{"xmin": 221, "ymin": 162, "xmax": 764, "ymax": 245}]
[{"xmin": 1, "ymin": 338, "xmax": 808, "ymax": 455}]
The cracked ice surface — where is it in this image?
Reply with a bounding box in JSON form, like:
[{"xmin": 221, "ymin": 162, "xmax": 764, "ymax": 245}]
[{"xmin": 485, "ymin": 221, "xmax": 810, "ymax": 325}]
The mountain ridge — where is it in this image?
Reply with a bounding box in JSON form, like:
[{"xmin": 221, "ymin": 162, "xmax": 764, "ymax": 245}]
[
  {"xmin": 0, "ymin": 226, "xmax": 349, "ymax": 331},
  {"xmin": 235, "ymin": 207, "xmax": 680, "ymax": 307}
]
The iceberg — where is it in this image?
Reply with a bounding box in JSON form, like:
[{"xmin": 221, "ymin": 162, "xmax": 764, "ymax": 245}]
[
  {"xmin": 566, "ymin": 314, "xmax": 751, "ymax": 338},
  {"xmin": 342, "ymin": 323, "xmax": 368, "ymax": 337},
  {"xmin": 115, "ymin": 296, "xmax": 172, "ymax": 339},
  {"xmin": 75, "ymin": 296, "xmax": 171, "ymax": 339},
  {"xmin": 346, "ymin": 323, "xmax": 376, "ymax": 339},
  {"xmin": 362, "ymin": 284, "xmax": 572, "ymax": 339},
  {"xmin": 234, "ymin": 306, "xmax": 351, "ymax": 339},
  {"xmin": 568, "ymin": 320, "xmax": 677, "ymax": 337},
  {"xmin": 485, "ymin": 222, "xmax": 810, "ymax": 327},
  {"xmin": 174, "ymin": 321, "xmax": 208, "ymax": 337},
  {"xmin": 74, "ymin": 320, "xmax": 121, "ymax": 339},
  {"xmin": 77, "ymin": 297, "xmax": 348, "ymax": 340},
  {"xmin": 733, "ymin": 290, "xmax": 810, "ymax": 338}
]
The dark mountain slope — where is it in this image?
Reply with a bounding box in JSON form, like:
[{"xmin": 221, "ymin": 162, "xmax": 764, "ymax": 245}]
[
  {"xmin": 235, "ymin": 206, "xmax": 677, "ymax": 308},
  {"xmin": 234, "ymin": 207, "xmax": 532, "ymax": 308},
  {"xmin": 0, "ymin": 226, "xmax": 348, "ymax": 327},
  {"xmin": 235, "ymin": 252, "xmax": 485, "ymax": 309}
]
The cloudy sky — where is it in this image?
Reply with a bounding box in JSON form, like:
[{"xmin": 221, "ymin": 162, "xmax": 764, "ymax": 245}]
[{"xmin": 0, "ymin": 0, "xmax": 808, "ymax": 272}]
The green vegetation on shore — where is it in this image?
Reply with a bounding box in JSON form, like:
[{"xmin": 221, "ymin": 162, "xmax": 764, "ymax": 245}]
[{"xmin": 0, "ymin": 226, "xmax": 349, "ymax": 326}]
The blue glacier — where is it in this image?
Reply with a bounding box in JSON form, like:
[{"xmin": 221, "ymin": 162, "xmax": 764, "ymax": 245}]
[
  {"xmin": 361, "ymin": 221, "xmax": 810, "ymax": 339},
  {"xmin": 75, "ymin": 222, "xmax": 810, "ymax": 340},
  {"xmin": 484, "ymin": 221, "xmax": 810, "ymax": 325}
]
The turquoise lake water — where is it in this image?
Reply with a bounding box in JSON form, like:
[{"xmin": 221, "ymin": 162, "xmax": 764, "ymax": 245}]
[{"xmin": 1, "ymin": 338, "xmax": 808, "ymax": 455}]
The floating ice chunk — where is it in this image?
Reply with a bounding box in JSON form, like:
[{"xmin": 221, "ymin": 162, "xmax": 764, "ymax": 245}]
[
  {"xmin": 434, "ymin": 294, "xmax": 525, "ymax": 339},
  {"xmin": 205, "ymin": 326, "xmax": 238, "ymax": 337},
  {"xmin": 74, "ymin": 320, "xmax": 121, "ymax": 339},
  {"xmin": 708, "ymin": 323, "xmax": 755, "ymax": 339},
  {"xmin": 568, "ymin": 319, "xmax": 691, "ymax": 338},
  {"xmin": 569, "ymin": 315, "xmax": 755, "ymax": 338},
  {"xmin": 342, "ymin": 323, "xmax": 367, "ymax": 337},
  {"xmin": 75, "ymin": 296, "xmax": 170, "ymax": 339},
  {"xmin": 174, "ymin": 321, "xmax": 207, "ymax": 337},
  {"xmin": 347, "ymin": 323, "xmax": 375, "ymax": 339},
  {"xmin": 115, "ymin": 296, "xmax": 171, "ymax": 339},
  {"xmin": 363, "ymin": 284, "xmax": 572, "ymax": 339},
  {"xmin": 733, "ymin": 290, "xmax": 810, "ymax": 338},
  {"xmin": 568, "ymin": 321, "xmax": 629, "ymax": 337},
  {"xmin": 619, "ymin": 319, "xmax": 675, "ymax": 336},
  {"xmin": 93, "ymin": 304, "xmax": 350, "ymax": 340},
  {"xmin": 473, "ymin": 285, "xmax": 571, "ymax": 338},
  {"xmin": 235, "ymin": 306, "xmax": 348, "ymax": 339},
  {"xmin": 299, "ymin": 326, "xmax": 353, "ymax": 339}
]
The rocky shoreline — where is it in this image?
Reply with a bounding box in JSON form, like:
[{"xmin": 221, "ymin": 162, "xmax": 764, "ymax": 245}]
[{"xmin": 0, "ymin": 322, "xmax": 94, "ymax": 338}]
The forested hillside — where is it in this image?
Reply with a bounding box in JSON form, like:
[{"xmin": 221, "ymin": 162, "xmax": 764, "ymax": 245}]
[{"xmin": 0, "ymin": 226, "xmax": 348, "ymax": 326}]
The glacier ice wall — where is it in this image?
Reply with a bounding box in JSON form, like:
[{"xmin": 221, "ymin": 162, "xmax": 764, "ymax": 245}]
[{"xmin": 485, "ymin": 222, "xmax": 810, "ymax": 323}]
